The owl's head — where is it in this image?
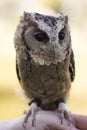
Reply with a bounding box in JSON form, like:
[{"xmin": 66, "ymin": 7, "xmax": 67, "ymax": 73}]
[{"xmin": 15, "ymin": 12, "xmax": 71, "ymax": 65}]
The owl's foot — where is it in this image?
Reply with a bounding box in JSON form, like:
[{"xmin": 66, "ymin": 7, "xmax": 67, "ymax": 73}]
[
  {"xmin": 23, "ymin": 100, "xmax": 41, "ymax": 128},
  {"xmin": 57, "ymin": 102, "xmax": 73, "ymax": 125}
]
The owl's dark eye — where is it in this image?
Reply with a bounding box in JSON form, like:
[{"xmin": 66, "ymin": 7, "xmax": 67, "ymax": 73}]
[
  {"xmin": 58, "ymin": 31, "xmax": 65, "ymax": 40},
  {"xmin": 34, "ymin": 32, "xmax": 48, "ymax": 42}
]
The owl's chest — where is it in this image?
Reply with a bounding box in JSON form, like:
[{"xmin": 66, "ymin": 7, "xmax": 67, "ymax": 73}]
[{"xmin": 20, "ymin": 59, "xmax": 70, "ymax": 100}]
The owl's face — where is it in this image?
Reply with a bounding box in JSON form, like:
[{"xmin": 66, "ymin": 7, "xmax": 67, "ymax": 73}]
[{"xmin": 17, "ymin": 12, "xmax": 71, "ymax": 65}]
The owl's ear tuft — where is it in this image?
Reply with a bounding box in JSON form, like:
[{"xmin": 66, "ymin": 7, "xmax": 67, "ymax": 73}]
[
  {"xmin": 57, "ymin": 12, "xmax": 64, "ymax": 19},
  {"xmin": 57, "ymin": 13, "xmax": 68, "ymax": 24},
  {"xmin": 23, "ymin": 11, "xmax": 33, "ymax": 22},
  {"xmin": 20, "ymin": 11, "xmax": 32, "ymax": 22}
]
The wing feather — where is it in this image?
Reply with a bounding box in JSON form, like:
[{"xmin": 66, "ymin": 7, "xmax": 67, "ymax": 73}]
[{"xmin": 69, "ymin": 49, "xmax": 75, "ymax": 82}]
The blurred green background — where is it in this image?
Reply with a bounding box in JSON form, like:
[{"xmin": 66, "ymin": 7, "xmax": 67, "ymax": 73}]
[{"xmin": 0, "ymin": 0, "xmax": 87, "ymax": 119}]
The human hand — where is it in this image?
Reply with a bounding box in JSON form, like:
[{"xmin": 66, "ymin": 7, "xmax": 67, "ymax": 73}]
[
  {"xmin": 1, "ymin": 110, "xmax": 87, "ymax": 130},
  {"xmin": 24, "ymin": 110, "xmax": 78, "ymax": 130},
  {"xmin": 73, "ymin": 114, "xmax": 87, "ymax": 130},
  {"xmin": 24, "ymin": 110, "xmax": 87, "ymax": 130}
]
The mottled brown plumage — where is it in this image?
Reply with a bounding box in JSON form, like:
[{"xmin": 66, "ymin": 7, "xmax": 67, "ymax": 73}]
[{"xmin": 14, "ymin": 12, "xmax": 75, "ymax": 127}]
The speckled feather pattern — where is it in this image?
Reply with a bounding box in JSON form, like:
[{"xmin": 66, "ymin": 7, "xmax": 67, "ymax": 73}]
[{"xmin": 14, "ymin": 12, "xmax": 75, "ymax": 110}]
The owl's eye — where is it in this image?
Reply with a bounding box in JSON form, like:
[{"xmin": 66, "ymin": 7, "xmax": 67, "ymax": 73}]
[
  {"xmin": 58, "ymin": 31, "xmax": 65, "ymax": 40},
  {"xmin": 34, "ymin": 32, "xmax": 48, "ymax": 42}
]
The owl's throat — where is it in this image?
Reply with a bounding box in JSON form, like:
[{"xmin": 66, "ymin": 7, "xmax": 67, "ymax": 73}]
[{"xmin": 29, "ymin": 51, "xmax": 67, "ymax": 65}]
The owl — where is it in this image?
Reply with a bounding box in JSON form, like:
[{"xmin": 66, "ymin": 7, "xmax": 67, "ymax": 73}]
[{"xmin": 14, "ymin": 12, "xmax": 75, "ymax": 127}]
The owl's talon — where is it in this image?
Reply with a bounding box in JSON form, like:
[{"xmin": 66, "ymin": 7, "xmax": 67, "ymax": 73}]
[
  {"xmin": 22, "ymin": 102, "xmax": 41, "ymax": 128},
  {"xmin": 22, "ymin": 122, "xmax": 26, "ymax": 129},
  {"xmin": 58, "ymin": 102, "xmax": 73, "ymax": 125},
  {"xmin": 32, "ymin": 117, "xmax": 35, "ymax": 127},
  {"xmin": 64, "ymin": 110, "xmax": 71, "ymax": 121},
  {"xmin": 22, "ymin": 109, "xmax": 31, "ymax": 128},
  {"xmin": 59, "ymin": 110, "xmax": 71, "ymax": 125},
  {"xmin": 59, "ymin": 112, "xmax": 64, "ymax": 124}
]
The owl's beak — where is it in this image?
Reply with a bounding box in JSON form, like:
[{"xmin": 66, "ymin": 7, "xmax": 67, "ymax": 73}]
[{"xmin": 46, "ymin": 43, "xmax": 58, "ymax": 58}]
